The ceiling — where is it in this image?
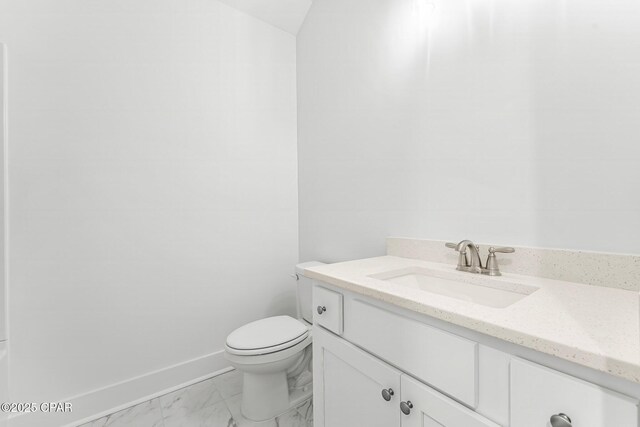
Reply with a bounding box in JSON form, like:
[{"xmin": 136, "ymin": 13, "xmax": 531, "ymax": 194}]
[{"xmin": 217, "ymin": 0, "xmax": 313, "ymax": 35}]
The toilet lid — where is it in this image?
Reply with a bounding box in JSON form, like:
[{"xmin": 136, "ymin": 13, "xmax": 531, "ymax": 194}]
[{"xmin": 226, "ymin": 315, "xmax": 309, "ymax": 353}]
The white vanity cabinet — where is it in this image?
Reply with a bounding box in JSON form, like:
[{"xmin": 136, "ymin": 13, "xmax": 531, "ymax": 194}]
[
  {"xmin": 344, "ymin": 299, "xmax": 478, "ymax": 407},
  {"xmin": 313, "ymin": 283, "xmax": 640, "ymax": 427},
  {"xmin": 313, "ymin": 286, "xmax": 343, "ymax": 335},
  {"xmin": 401, "ymin": 375, "xmax": 499, "ymax": 427},
  {"xmin": 313, "ymin": 326, "xmax": 498, "ymax": 427},
  {"xmin": 313, "ymin": 326, "xmax": 401, "ymax": 427},
  {"xmin": 510, "ymin": 358, "xmax": 638, "ymax": 427}
]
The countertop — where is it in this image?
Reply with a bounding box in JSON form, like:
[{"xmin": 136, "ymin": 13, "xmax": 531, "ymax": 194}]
[{"xmin": 305, "ymin": 256, "xmax": 640, "ymax": 384}]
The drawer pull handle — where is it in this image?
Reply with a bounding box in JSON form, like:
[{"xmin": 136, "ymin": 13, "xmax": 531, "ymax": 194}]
[
  {"xmin": 400, "ymin": 400, "xmax": 413, "ymax": 415},
  {"xmin": 381, "ymin": 388, "xmax": 394, "ymax": 401},
  {"xmin": 550, "ymin": 413, "xmax": 572, "ymax": 427},
  {"xmin": 317, "ymin": 306, "xmax": 326, "ymax": 315}
]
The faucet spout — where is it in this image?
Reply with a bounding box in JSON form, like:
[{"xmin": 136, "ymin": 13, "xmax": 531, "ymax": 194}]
[
  {"xmin": 445, "ymin": 240, "xmax": 515, "ymax": 276},
  {"xmin": 454, "ymin": 240, "xmax": 483, "ymax": 272}
]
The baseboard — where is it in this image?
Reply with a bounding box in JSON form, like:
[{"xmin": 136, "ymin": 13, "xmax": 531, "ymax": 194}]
[
  {"xmin": 8, "ymin": 350, "xmax": 231, "ymax": 427},
  {"xmin": 0, "ymin": 341, "xmax": 8, "ymax": 427}
]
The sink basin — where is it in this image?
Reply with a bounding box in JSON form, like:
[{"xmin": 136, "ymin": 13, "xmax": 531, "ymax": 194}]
[{"xmin": 369, "ymin": 267, "xmax": 538, "ymax": 308}]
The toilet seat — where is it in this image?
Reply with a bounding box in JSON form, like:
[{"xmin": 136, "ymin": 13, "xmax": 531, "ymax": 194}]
[
  {"xmin": 226, "ymin": 315, "xmax": 310, "ymax": 356},
  {"xmin": 225, "ymin": 334, "xmax": 312, "ymax": 367}
]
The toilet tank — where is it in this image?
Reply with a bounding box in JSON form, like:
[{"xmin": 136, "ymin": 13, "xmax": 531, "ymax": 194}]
[{"xmin": 295, "ymin": 261, "xmax": 325, "ymax": 324}]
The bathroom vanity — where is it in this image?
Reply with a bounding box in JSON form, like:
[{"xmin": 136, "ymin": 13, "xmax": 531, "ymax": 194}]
[{"xmin": 307, "ymin": 239, "xmax": 640, "ymax": 427}]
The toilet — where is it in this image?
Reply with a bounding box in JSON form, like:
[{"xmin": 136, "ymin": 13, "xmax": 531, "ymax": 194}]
[{"xmin": 224, "ymin": 261, "xmax": 324, "ymax": 421}]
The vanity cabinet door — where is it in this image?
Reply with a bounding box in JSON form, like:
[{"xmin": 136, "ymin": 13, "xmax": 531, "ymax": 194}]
[
  {"xmin": 511, "ymin": 358, "xmax": 638, "ymax": 427},
  {"xmin": 400, "ymin": 375, "xmax": 500, "ymax": 427},
  {"xmin": 313, "ymin": 326, "xmax": 401, "ymax": 427}
]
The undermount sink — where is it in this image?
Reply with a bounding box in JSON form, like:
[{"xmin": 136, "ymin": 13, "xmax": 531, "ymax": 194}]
[{"xmin": 369, "ymin": 267, "xmax": 538, "ymax": 308}]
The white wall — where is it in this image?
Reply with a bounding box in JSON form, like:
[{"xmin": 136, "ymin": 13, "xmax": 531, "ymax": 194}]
[
  {"xmin": 0, "ymin": 43, "xmax": 6, "ymax": 343},
  {"xmin": 0, "ymin": 0, "xmax": 298, "ymax": 406},
  {"xmin": 0, "ymin": 43, "xmax": 7, "ymax": 422},
  {"xmin": 297, "ymin": 0, "xmax": 640, "ymax": 262}
]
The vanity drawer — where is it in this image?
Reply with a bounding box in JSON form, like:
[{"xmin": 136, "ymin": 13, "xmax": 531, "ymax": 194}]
[
  {"xmin": 313, "ymin": 286, "xmax": 344, "ymax": 335},
  {"xmin": 345, "ymin": 299, "xmax": 478, "ymax": 407},
  {"xmin": 511, "ymin": 358, "xmax": 638, "ymax": 427}
]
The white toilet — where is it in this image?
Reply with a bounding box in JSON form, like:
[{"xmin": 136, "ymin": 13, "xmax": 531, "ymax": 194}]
[{"xmin": 224, "ymin": 261, "xmax": 324, "ymax": 421}]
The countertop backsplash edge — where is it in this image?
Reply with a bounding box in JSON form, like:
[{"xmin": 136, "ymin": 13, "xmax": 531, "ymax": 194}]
[{"xmin": 386, "ymin": 237, "xmax": 640, "ymax": 291}]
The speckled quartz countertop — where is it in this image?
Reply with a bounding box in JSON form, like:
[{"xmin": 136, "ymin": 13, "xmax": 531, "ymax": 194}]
[{"xmin": 305, "ymin": 256, "xmax": 640, "ymax": 384}]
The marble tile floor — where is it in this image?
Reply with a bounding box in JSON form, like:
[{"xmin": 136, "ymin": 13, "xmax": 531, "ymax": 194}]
[{"xmin": 78, "ymin": 369, "xmax": 313, "ymax": 427}]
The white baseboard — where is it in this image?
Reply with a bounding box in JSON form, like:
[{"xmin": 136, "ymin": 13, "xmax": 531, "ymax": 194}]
[
  {"xmin": 0, "ymin": 341, "xmax": 8, "ymax": 427},
  {"xmin": 8, "ymin": 350, "xmax": 231, "ymax": 427}
]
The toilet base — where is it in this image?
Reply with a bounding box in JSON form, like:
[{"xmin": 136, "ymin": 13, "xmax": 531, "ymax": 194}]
[
  {"xmin": 241, "ymin": 370, "xmax": 290, "ymax": 421},
  {"xmin": 235, "ymin": 346, "xmax": 313, "ymax": 421},
  {"xmin": 240, "ymin": 370, "xmax": 313, "ymax": 421}
]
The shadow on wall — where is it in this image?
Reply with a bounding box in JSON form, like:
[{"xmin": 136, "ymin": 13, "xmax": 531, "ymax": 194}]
[
  {"xmin": 267, "ymin": 289, "xmax": 299, "ymax": 319},
  {"xmin": 297, "ymin": 0, "xmax": 640, "ymax": 264}
]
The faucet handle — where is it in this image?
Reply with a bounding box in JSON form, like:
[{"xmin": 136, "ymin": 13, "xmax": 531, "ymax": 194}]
[
  {"xmin": 489, "ymin": 246, "xmax": 515, "ymax": 254},
  {"xmin": 485, "ymin": 246, "xmax": 515, "ymax": 276},
  {"xmin": 445, "ymin": 242, "xmax": 470, "ymax": 269}
]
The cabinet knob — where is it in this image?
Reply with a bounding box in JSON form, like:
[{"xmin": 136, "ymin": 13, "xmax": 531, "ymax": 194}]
[
  {"xmin": 550, "ymin": 413, "xmax": 572, "ymax": 427},
  {"xmin": 400, "ymin": 401, "xmax": 413, "ymax": 415},
  {"xmin": 381, "ymin": 388, "xmax": 394, "ymax": 401},
  {"xmin": 317, "ymin": 306, "xmax": 326, "ymax": 315}
]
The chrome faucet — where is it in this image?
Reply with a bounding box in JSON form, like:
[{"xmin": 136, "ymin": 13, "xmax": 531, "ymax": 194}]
[{"xmin": 445, "ymin": 240, "xmax": 515, "ymax": 276}]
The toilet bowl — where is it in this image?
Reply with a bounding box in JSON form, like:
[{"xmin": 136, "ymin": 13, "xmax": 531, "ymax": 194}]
[
  {"xmin": 224, "ymin": 262, "xmax": 324, "ymax": 421},
  {"xmin": 225, "ymin": 315, "xmax": 312, "ymax": 421}
]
